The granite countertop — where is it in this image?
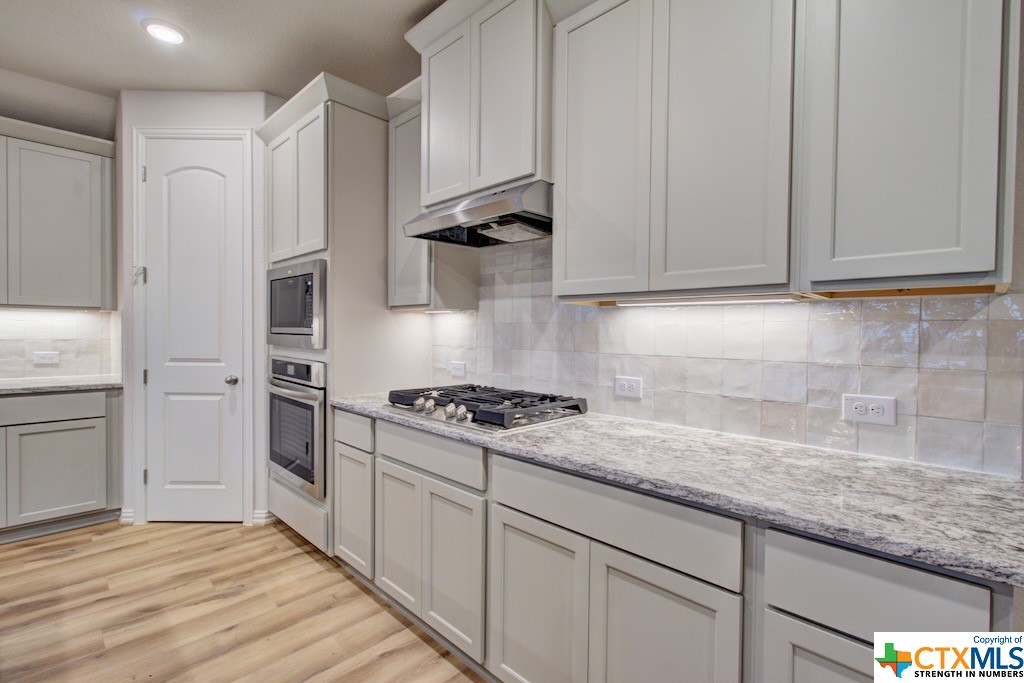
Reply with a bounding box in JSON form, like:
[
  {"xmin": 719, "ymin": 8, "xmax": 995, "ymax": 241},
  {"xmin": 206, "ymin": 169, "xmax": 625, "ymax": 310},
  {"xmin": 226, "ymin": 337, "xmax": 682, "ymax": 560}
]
[
  {"xmin": 332, "ymin": 393, "xmax": 1024, "ymax": 588},
  {"xmin": 0, "ymin": 375, "xmax": 124, "ymax": 395}
]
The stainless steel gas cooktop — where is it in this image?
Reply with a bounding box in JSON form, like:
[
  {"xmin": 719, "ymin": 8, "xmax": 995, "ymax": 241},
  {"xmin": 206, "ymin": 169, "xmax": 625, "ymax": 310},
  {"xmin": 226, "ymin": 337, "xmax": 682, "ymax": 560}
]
[{"xmin": 384, "ymin": 385, "xmax": 588, "ymax": 434}]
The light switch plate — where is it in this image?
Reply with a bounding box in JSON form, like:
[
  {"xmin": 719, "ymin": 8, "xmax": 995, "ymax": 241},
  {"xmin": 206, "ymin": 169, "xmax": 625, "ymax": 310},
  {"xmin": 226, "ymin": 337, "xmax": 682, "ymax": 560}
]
[
  {"xmin": 614, "ymin": 375, "xmax": 643, "ymax": 399},
  {"xmin": 33, "ymin": 351, "xmax": 60, "ymax": 366},
  {"xmin": 450, "ymin": 361, "xmax": 466, "ymax": 378},
  {"xmin": 842, "ymin": 394, "xmax": 897, "ymax": 426}
]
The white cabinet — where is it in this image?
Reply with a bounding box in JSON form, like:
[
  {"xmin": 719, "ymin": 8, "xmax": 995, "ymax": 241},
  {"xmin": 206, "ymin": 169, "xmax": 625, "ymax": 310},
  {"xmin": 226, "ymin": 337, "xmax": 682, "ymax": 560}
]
[
  {"xmin": 488, "ymin": 504, "xmax": 590, "ymax": 683},
  {"xmin": 762, "ymin": 610, "xmax": 872, "ymax": 683},
  {"xmin": 267, "ymin": 104, "xmax": 327, "ymax": 262},
  {"xmin": 649, "ymin": 0, "xmax": 793, "ymax": 291},
  {"xmin": 553, "ymin": 0, "xmax": 653, "ymax": 296},
  {"xmin": 388, "ymin": 104, "xmax": 480, "ymax": 311},
  {"xmin": 6, "ymin": 138, "xmax": 109, "ymax": 307},
  {"xmin": 418, "ymin": 0, "xmax": 551, "ymax": 207},
  {"xmin": 589, "ymin": 542, "xmax": 742, "ymax": 683},
  {"xmin": 6, "ymin": 418, "xmax": 107, "ymax": 526},
  {"xmin": 374, "ymin": 457, "xmax": 487, "ymax": 662},
  {"xmin": 333, "ymin": 442, "xmax": 374, "ymax": 577},
  {"xmin": 796, "ymin": 0, "xmax": 1004, "ymax": 284}
]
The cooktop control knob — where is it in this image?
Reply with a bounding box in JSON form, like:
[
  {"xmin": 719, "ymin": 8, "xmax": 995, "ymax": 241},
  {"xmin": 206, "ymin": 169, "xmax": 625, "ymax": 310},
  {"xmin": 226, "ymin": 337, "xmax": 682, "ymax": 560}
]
[
  {"xmin": 443, "ymin": 403, "xmax": 456, "ymax": 419},
  {"xmin": 423, "ymin": 398, "xmax": 436, "ymax": 414},
  {"xmin": 455, "ymin": 405, "xmax": 468, "ymax": 421},
  {"xmin": 413, "ymin": 397, "xmax": 426, "ymax": 412}
]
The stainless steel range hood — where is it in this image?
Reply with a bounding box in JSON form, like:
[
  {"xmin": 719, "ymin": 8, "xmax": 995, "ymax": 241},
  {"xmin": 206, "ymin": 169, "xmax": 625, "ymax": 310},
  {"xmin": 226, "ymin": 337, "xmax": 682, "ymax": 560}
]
[{"xmin": 404, "ymin": 180, "xmax": 552, "ymax": 247}]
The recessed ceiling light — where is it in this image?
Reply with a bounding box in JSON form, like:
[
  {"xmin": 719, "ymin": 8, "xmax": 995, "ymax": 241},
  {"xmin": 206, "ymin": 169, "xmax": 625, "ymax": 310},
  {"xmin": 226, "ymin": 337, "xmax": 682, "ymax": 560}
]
[{"xmin": 143, "ymin": 19, "xmax": 186, "ymax": 45}]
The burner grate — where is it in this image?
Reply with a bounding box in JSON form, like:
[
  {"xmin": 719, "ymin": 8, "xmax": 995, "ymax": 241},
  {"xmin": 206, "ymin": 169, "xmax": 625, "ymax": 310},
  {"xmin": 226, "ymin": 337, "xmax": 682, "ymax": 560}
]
[{"xmin": 387, "ymin": 385, "xmax": 588, "ymax": 429}]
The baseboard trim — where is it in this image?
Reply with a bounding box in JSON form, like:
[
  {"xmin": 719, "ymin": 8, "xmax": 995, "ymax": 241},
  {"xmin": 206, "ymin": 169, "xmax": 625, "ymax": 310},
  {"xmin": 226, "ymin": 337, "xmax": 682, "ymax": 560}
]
[
  {"xmin": 252, "ymin": 510, "xmax": 277, "ymax": 526},
  {"xmin": 0, "ymin": 509, "xmax": 121, "ymax": 545},
  {"xmin": 119, "ymin": 509, "xmax": 135, "ymax": 525}
]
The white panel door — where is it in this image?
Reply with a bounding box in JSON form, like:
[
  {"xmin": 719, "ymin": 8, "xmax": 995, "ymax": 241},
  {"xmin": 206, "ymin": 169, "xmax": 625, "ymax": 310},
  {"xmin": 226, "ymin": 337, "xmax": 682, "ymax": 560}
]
[
  {"xmin": 389, "ymin": 107, "xmax": 431, "ymax": 308},
  {"xmin": 293, "ymin": 104, "xmax": 327, "ymax": 256},
  {"xmin": 422, "ymin": 22, "xmax": 472, "ymax": 206},
  {"xmin": 488, "ymin": 504, "xmax": 590, "ymax": 683},
  {"xmin": 267, "ymin": 131, "xmax": 296, "ymax": 263},
  {"xmin": 762, "ymin": 610, "xmax": 872, "ymax": 683},
  {"xmin": 649, "ymin": 0, "xmax": 792, "ymax": 291},
  {"xmin": 143, "ymin": 133, "xmax": 247, "ymax": 522},
  {"xmin": 333, "ymin": 442, "xmax": 374, "ymax": 577},
  {"xmin": 798, "ymin": 0, "xmax": 1003, "ymax": 281},
  {"xmin": 421, "ymin": 475, "xmax": 486, "ymax": 662},
  {"xmin": 470, "ymin": 0, "xmax": 537, "ymax": 191},
  {"xmin": 553, "ymin": 0, "xmax": 653, "ymax": 296},
  {"xmin": 589, "ymin": 542, "xmax": 742, "ymax": 683},
  {"xmin": 6, "ymin": 419, "xmax": 106, "ymax": 526},
  {"xmin": 374, "ymin": 458, "xmax": 423, "ymax": 614},
  {"xmin": 7, "ymin": 138, "xmax": 103, "ymax": 307}
]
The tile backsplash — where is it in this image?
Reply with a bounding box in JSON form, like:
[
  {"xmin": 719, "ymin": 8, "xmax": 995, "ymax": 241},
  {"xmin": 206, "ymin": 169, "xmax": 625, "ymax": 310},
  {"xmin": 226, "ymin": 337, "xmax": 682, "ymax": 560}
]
[
  {"xmin": 0, "ymin": 309, "xmax": 121, "ymax": 378},
  {"xmin": 432, "ymin": 240, "xmax": 1024, "ymax": 479}
]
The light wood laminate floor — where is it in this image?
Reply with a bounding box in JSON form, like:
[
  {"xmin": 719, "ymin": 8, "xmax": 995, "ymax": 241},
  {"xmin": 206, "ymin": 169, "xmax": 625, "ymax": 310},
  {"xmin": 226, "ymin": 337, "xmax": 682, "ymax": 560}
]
[{"xmin": 0, "ymin": 521, "xmax": 484, "ymax": 682}]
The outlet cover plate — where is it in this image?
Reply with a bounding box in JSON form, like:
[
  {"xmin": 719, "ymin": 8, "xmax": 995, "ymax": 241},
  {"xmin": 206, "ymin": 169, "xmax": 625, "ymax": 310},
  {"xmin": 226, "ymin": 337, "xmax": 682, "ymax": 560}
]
[
  {"xmin": 450, "ymin": 361, "xmax": 466, "ymax": 378},
  {"xmin": 33, "ymin": 351, "xmax": 60, "ymax": 366},
  {"xmin": 614, "ymin": 375, "xmax": 643, "ymax": 399},
  {"xmin": 842, "ymin": 394, "xmax": 897, "ymax": 426}
]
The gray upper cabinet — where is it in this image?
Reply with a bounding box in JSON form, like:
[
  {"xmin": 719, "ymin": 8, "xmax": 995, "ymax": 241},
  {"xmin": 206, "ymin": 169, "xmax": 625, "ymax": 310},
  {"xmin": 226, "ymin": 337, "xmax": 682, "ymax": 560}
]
[
  {"xmin": 553, "ymin": 0, "xmax": 654, "ymax": 296},
  {"xmin": 796, "ymin": 0, "xmax": 1005, "ymax": 283},
  {"xmin": 390, "ymin": 107, "xmax": 432, "ymax": 308},
  {"xmin": 267, "ymin": 104, "xmax": 327, "ymax": 263},
  {"xmin": 6, "ymin": 138, "xmax": 110, "ymax": 308},
  {"xmin": 416, "ymin": 0, "xmax": 551, "ymax": 208},
  {"xmin": 649, "ymin": 0, "xmax": 793, "ymax": 292}
]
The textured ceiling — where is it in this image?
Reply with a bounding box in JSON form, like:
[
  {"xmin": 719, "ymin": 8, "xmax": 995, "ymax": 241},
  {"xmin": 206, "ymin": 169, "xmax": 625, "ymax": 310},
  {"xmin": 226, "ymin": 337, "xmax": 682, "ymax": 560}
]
[{"xmin": 0, "ymin": 0, "xmax": 445, "ymax": 100}]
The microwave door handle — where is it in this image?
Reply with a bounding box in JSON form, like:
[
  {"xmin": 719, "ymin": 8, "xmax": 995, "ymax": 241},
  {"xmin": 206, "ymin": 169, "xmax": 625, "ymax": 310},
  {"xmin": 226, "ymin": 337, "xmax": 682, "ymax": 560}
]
[{"xmin": 268, "ymin": 379, "xmax": 320, "ymax": 403}]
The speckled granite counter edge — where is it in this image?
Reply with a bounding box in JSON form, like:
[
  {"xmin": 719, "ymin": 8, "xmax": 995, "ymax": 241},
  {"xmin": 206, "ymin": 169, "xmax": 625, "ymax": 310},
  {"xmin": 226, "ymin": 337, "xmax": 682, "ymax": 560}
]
[
  {"xmin": 332, "ymin": 395, "xmax": 1024, "ymax": 588},
  {"xmin": 0, "ymin": 377, "xmax": 124, "ymax": 395}
]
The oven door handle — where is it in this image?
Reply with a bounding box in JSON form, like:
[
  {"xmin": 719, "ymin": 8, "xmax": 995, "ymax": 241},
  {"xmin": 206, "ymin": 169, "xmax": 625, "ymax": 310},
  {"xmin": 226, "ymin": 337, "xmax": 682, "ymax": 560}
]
[{"xmin": 268, "ymin": 379, "xmax": 322, "ymax": 404}]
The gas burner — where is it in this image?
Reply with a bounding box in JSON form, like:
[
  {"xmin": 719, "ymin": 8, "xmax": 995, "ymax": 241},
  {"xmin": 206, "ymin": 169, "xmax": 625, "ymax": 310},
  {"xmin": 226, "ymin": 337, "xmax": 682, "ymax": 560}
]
[{"xmin": 386, "ymin": 385, "xmax": 588, "ymax": 433}]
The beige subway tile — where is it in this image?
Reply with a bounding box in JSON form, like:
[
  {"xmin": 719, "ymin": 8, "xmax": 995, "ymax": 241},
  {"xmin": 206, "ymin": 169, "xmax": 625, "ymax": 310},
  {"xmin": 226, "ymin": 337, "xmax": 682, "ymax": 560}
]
[
  {"xmin": 687, "ymin": 322, "xmax": 723, "ymax": 358},
  {"xmin": 862, "ymin": 298, "xmax": 921, "ymax": 321},
  {"xmin": 921, "ymin": 296, "xmax": 989, "ymax": 321},
  {"xmin": 988, "ymin": 293, "xmax": 1024, "ymax": 321},
  {"xmin": 722, "ymin": 360, "xmax": 762, "ymax": 399},
  {"xmin": 808, "ymin": 320, "xmax": 859, "ymax": 365},
  {"xmin": 859, "ymin": 417, "xmax": 916, "ymax": 461},
  {"xmin": 805, "ymin": 405, "xmax": 857, "ymax": 452},
  {"xmin": 807, "ymin": 364, "xmax": 859, "ymax": 408},
  {"xmin": 916, "ymin": 417, "xmax": 984, "ymax": 471},
  {"xmin": 859, "ymin": 366, "xmax": 918, "ymax": 414},
  {"xmin": 763, "ymin": 322, "xmax": 808, "ymax": 362},
  {"xmin": 653, "ymin": 390, "xmax": 687, "ymax": 426},
  {"xmin": 654, "ymin": 321, "xmax": 687, "ymax": 356},
  {"xmin": 685, "ymin": 393, "xmax": 722, "ymax": 431},
  {"xmin": 860, "ymin": 321, "xmax": 919, "ymax": 367},
  {"xmin": 761, "ymin": 402, "xmax": 807, "ymax": 443},
  {"xmin": 722, "ymin": 322, "xmax": 763, "ymax": 360},
  {"xmin": 574, "ymin": 323, "xmax": 599, "ymax": 353},
  {"xmin": 918, "ymin": 369, "xmax": 985, "ymax": 421},
  {"xmin": 762, "ymin": 362, "xmax": 807, "ymax": 404},
  {"xmin": 988, "ymin": 321, "xmax": 1024, "ymax": 372},
  {"xmin": 685, "ymin": 358, "xmax": 723, "ymax": 395},
  {"xmin": 809, "ymin": 300, "xmax": 862, "ymax": 320},
  {"xmin": 985, "ymin": 372, "xmax": 1024, "ymax": 426},
  {"xmin": 654, "ymin": 357, "xmax": 687, "ymax": 391},
  {"xmin": 983, "ymin": 424, "xmax": 1023, "ymax": 478},
  {"xmin": 919, "ymin": 321, "xmax": 986, "ymax": 370},
  {"xmin": 720, "ymin": 398, "xmax": 761, "ymax": 437}
]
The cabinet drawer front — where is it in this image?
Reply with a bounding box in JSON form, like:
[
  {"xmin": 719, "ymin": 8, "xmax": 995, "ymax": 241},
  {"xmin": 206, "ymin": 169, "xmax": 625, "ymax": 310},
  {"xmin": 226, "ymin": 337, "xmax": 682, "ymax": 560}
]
[
  {"xmin": 333, "ymin": 409, "xmax": 373, "ymax": 453},
  {"xmin": 764, "ymin": 530, "xmax": 990, "ymax": 642},
  {"xmin": 492, "ymin": 455, "xmax": 743, "ymax": 591},
  {"xmin": 268, "ymin": 477, "xmax": 328, "ymax": 553},
  {"xmin": 0, "ymin": 391, "xmax": 106, "ymax": 427},
  {"xmin": 376, "ymin": 421, "xmax": 485, "ymax": 491}
]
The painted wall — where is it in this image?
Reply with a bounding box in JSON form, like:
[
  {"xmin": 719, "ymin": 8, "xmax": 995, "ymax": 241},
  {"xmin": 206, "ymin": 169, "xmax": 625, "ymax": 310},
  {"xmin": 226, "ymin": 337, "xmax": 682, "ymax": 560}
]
[
  {"xmin": 0, "ymin": 68, "xmax": 116, "ymax": 139},
  {"xmin": 432, "ymin": 240, "xmax": 1024, "ymax": 479},
  {"xmin": 0, "ymin": 309, "xmax": 119, "ymax": 378}
]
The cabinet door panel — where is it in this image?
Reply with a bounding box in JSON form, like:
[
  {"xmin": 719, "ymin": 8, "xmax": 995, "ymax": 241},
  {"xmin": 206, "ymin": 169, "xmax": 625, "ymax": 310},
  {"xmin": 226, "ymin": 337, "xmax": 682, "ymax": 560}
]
[
  {"xmin": 470, "ymin": 0, "xmax": 536, "ymax": 190},
  {"xmin": 589, "ymin": 542, "xmax": 742, "ymax": 683},
  {"xmin": 7, "ymin": 418, "xmax": 106, "ymax": 526},
  {"xmin": 373, "ymin": 459, "xmax": 422, "ymax": 612},
  {"xmin": 294, "ymin": 105, "xmax": 327, "ymax": 256},
  {"xmin": 421, "ymin": 477, "xmax": 486, "ymax": 662},
  {"xmin": 389, "ymin": 108, "xmax": 431, "ymax": 308},
  {"xmin": 334, "ymin": 443, "xmax": 373, "ymax": 577},
  {"xmin": 650, "ymin": 0, "xmax": 792, "ymax": 291},
  {"xmin": 798, "ymin": 0, "xmax": 1002, "ymax": 281},
  {"xmin": 7, "ymin": 139, "xmax": 103, "ymax": 307},
  {"xmin": 762, "ymin": 610, "xmax": 872, "ymax": 683},
  {"xmin": 488, "ymin": 504, "xmax": 589, "ymax": 683},
  {"xmin": 422, "ymin": 24, "xmax": 472, "ymax": 206},
  {"xmin": 267, "ymin": 132, "xmax": 296, "ymax": 263},
  {"xmin": 554, "ymin": 0, "xmax": 653, "ymax": 296},
  {"xmin": 0, "ymin": 137, "xmax": 6, "ymax": 305}
]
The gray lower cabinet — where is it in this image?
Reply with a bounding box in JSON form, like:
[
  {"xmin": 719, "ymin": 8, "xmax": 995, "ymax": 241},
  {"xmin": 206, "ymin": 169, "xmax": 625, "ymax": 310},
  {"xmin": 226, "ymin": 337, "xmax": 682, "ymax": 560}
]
[
  {"xmin": 762, "ymin": 610, "xmax": 872, "ymax": 683},
  {"xmin": 488, "ymin": 504, "xmax": 590, "ymax": 683},
  {"xmin": 6, "ymin": 417, "xmax": 107, "ymax": 526},
  {"xmin": 374, "ymin": 457, "xmax": 487, "ymax": 662},
  {"xmin": 589, "ymin": 542, "xmax": 742, "ymax": 683},
  {"xmin": 333, "ymin": 442, "xmax": 374, "ymax": 577}
]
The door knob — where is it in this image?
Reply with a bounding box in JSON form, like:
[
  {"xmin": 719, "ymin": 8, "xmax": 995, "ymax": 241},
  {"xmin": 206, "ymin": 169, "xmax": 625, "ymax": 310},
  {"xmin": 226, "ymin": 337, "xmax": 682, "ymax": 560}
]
[{"xmin": 225, "ymin": 375, "xmax": 239, "ymax": 385}]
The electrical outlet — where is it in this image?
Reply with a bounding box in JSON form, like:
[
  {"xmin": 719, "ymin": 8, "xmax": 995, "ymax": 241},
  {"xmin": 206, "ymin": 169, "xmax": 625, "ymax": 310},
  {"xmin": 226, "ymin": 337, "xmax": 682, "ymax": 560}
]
[
  {"xmin": 614, "ymin": 375, "xmax": 643, "ymax": 399},
  {"xmin": 842, "ymin": 394, "xmax": 897, "ymax": 426},
  {"xmin": 33, "ymin": 351, "xmax": 60, "ymax": 366},
  {"xmin": 449, "ymin": 361, "xmax": 466, "ymax": 378}
]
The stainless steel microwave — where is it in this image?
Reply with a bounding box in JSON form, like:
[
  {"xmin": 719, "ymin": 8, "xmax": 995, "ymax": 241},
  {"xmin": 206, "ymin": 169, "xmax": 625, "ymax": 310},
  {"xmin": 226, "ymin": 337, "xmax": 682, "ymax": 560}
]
[{"xmin": 267, "ymin": 259, "xmax": 326, "ymax": 349}]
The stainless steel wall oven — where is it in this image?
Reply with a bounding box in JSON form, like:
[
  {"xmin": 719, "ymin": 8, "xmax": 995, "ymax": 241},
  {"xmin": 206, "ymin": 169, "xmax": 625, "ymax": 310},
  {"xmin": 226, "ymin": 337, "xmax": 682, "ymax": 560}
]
[{"xmin": 268, "ymin": 356, "xmax": 326, "ymax": 502}]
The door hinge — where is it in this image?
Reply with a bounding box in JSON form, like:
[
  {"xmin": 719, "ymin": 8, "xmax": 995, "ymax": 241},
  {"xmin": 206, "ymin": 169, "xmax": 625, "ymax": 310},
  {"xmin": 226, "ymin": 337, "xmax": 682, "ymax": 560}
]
[
  {"xmin": 141, "ymin": 166, "xmax": 147, "ymax": 182},
  {"xmin": 143, "ymin": 369, "xmax": 148, "ymax": 385},
  {"xmin": 143, "ymin": 469, "xmax": 148, "ymax": 485}
]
